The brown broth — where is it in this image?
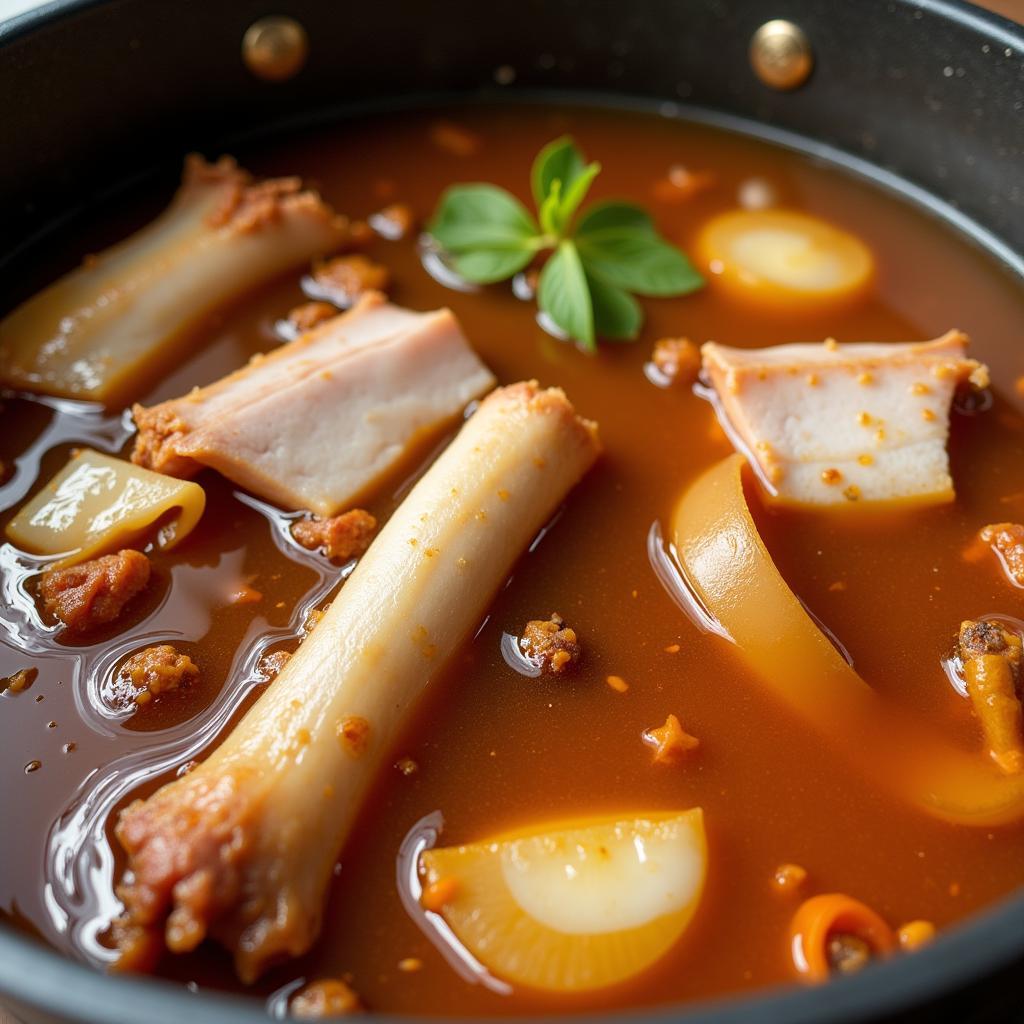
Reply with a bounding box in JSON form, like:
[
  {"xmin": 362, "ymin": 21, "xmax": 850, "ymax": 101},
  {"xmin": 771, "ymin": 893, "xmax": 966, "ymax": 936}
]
[{"xmin": 2, "ymin": 103, "xmax": 1024, "ymax": 1015}]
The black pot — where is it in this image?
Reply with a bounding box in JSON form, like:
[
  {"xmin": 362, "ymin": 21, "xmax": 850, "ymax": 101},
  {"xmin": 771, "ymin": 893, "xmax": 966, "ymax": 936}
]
[{"xmin": 1, "ymin": 1, "xmax": 1022, "ymax": 1021}]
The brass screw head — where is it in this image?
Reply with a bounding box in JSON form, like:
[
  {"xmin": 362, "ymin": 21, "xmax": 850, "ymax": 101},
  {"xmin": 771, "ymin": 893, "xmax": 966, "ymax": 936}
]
[
  {"xmin": 749, "ymin": 19, "xmax": 813, "ymax": 91},
  {"xmin": 242, "ymin": 15, "xmax": 309, "ymax": 82}
]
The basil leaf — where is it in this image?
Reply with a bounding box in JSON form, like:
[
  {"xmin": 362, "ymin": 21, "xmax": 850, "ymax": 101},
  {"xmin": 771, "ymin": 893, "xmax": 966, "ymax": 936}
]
[
  {"xmin": 558, "ymin": 161, "xmax": 601, "ymax": 231},
  {"xmin": 451, "ymin": 247, "xmax": 535, "ymax": 285},
  {"xmin": 538, "ymin": 179, "xmax": 563, "ymax": 237},
  {"xmin": 586, "ymin": 272, "xmax": 642, "ymax": 340},
  {"xmin": 538, "ymin": 240, "xmax": 594, "ymax": 351},
  {"xmin": 575, "ymin": 201, "xmax": 704, "ymax": 296},
  {"xmin": 574, "ymin": 201, "xmax": 658, "ymax": 239},
  {"xmin": 429, "ymin": 184, "xmax": 540, "ymax": 253},
  {"xmin": 531, "ymin": 136, "xmax": 585, "ymax": 210}
]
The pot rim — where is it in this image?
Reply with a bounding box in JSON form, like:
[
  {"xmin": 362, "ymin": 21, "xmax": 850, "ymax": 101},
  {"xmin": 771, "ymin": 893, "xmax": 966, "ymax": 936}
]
[{"xmin": 1, "ymin": 1, "xmax": 1022, "ymax": 1022}]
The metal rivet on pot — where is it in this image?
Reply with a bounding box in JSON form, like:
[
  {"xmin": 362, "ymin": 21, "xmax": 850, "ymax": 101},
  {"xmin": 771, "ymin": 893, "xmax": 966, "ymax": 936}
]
[
  {"xmin": 242, "ymin": 16, "xmax": 309, "ymax": 82},
  {"xmin": 749, "ymin": 20, "xmax": 813, "ymax": 91}
]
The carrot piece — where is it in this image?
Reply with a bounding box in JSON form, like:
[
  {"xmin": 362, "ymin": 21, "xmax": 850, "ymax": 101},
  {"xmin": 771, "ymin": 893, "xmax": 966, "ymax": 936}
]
[{"xmin": 790, "ymin": 893, "xmax": 896, "ymax": 983}]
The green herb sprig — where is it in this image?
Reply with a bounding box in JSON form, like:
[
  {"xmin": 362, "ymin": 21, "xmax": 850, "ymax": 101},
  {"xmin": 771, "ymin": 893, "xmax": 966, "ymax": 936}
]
[{"xmin": 426, "ymin": 136, "xmax": 704, "ymax": 351}]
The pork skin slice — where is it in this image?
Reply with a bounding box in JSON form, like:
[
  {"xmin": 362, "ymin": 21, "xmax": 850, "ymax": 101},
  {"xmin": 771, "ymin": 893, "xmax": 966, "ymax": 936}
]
[
  {"xmin": 702, "ymin": 330, "xmax": 988, "ymax": 506},
  {"xmin": 131, "ymin": 292, "xmax": 423, "ymax": 477}
]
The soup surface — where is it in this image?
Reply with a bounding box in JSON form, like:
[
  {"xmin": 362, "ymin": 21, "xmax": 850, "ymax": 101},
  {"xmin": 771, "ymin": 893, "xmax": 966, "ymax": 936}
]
[{"xmin": 3, "ymin": 103, "xmax": 1024, "ymax": 1016}]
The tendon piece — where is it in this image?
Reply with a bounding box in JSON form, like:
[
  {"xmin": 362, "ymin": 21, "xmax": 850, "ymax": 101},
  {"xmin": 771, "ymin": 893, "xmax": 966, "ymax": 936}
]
[
  {"xmin": 132, "ymin": 292, "xmax": 425, "ymax": 477},
  {"xmin": 0, "ymin": 156, "xmax": 353, "ymax": 405},
  {"xmin": 114, "ymin": 382, "xmax": 600, "ymax": 980},
  {"xmin": 6, "ymin": 449, "xmax": 205, "ymax": 567},
  {"xmin": 169, "ymin": 307, "xmax": 496, "ymax": 515},
  {"xmin": 958, "ymin": 620, "xmax": 1024, "ymax": 775},
  {"xmin": 702, "ymin": 331, "xmax": 988, "ymax": 506},
  {"xmin": 39, "ymin": 550, "xmax": 150, "ymax": 632}
]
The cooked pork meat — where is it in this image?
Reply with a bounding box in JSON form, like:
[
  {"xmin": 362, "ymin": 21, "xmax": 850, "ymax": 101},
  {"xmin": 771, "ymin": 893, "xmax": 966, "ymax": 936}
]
[{"xmin": 702, "ymin": 331, "xmax": 987, "ymax": 505}]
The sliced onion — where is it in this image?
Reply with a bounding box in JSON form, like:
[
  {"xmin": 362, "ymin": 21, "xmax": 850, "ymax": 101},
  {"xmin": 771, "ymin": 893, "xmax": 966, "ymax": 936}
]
[{"xmin": 671, "ymin": 454, "xmax": 1024, "ymax": 826}]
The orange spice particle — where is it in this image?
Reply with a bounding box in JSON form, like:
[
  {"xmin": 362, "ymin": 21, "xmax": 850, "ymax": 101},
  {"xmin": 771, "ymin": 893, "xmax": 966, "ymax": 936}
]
[
  {"xmin": 2, "ymin": 667, "xmax": 37, "ymax": 694},
  {"xmin": 421, "ymin": 877, "xmax": 460, "ymax": 912},
  {"xmin": 369, "ymin": 202, "xmax": 415, "ymax": 240},
  {"xmin": 430, "ymin": 120, "xmax": 481, "ymax": 157},
  {"xmin": 921, "ymin": 407, "xmax": 936, "ymax": 422},
  {"xmin": 843, "ymin": 485, "xmax": 862, "ymax": 502},
  {"xmin": 643, "ymin": 713, "xmax": 700, "ymax": 764},
  {"xmin": 664, "ymin": 643, "xmax": 681, "ymax": 654},
  {"xmin": 857, "ymin": 454, "xmax": 874, "ymax": 467},
  {"xmin": 229, "ymin": 584, "xmax": 262, "ymax": 605},
  {"xmin": 772, "ymin": 863, "xmax": 809, "ymax": 896},
  {"xmin": 652, "ymin": 165, "xmax": 716, "ymax": 204},
  {"xmin": 606, "ymin": 674, "xmax": 630, "ymax": 693},
  {"xmin": 337, "ymin": 715, "xmax": 371, "ymax": 757},
  {"xmin": 821, "ymin": 468, "xmax": 843, "ymax": 486},
  {"xmin": 398, "ymin": 957, "xmax": 423, "ymax": 973},
  {"xmin": 897, "ymin": 920, "xmax": 936, "ymax": 951}
]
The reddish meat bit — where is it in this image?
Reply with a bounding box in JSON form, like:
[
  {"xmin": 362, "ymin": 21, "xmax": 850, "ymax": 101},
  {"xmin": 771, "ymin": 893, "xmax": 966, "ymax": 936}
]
[
  {"xmin": 519, "ymin": 613, "xmax": 581, "ymax": 674},
  {"xmin": 980, "ymin": 522, "xmax": 1024, "ymax": 587},
  {"xmin": 292, "ymin": 509, "xmax": 377, "ymax": 561},
  {"xmin": 290, "ymin": 978, "xmax": 362, "ymax": 1018},
  {"xmin": 772, "ymin": 862, "xmax": 809, "ymax": 896},
  {"xmin": 430, "ymin": 121, "xmax": 482, "ymax": 157},
  {"xmin": 369, "ymin": 203, "xmax": 415, "ymax": 240},
  {"xmin": 311, "ymin": 254, "xmax": 390, "ymax": 307},
  {"xmin": 286, "ymin": 301, "xmax": 337, "ymax": 334},
  {"xmin": 120, "ymin": 645, "xmax": 199, "ymax": 704},
  {"xmin": 257, "ymin": 649, "xmax": 292, "ymax": 681},
  {"xmin": 652, "ymin": 337, "xmax": 700, "ymax": 385},
  {"xmin": 39, "ymin": 550, "xmax": 151, "ymax": 632}
]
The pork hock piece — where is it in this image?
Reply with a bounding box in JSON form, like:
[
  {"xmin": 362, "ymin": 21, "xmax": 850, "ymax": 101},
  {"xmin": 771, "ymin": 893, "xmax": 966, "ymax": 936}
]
[
  {"xmin": 114, "ymin": 382, "xmax": 600, "ymax": 980},
  {"xmin": 132, "ymin": 293, "xmax": 496, "ymax": 515},
  {"xmin": 0, "ymin": 156, "xmax": 352, "ymax": 405},
  {"xmin": 702, "ymin": 331, "xmax": 988, "ymax": 506}
]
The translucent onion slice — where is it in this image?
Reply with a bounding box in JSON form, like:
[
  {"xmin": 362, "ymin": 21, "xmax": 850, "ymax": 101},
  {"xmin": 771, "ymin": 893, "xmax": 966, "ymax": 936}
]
[
  {"xmin": 671, "ymin": 454, "xmax": 1024, "ymax": 826},
  {"xmin": 695, "ymin": 209, "xmax": 874, "ymax": 311},
  {"xmin": 421, "ymin": 810, "xmax": 707, "ymax": 993},
  {"xmin": 6, "ymin": 448, "xmax": 204, "ymax": 566}
]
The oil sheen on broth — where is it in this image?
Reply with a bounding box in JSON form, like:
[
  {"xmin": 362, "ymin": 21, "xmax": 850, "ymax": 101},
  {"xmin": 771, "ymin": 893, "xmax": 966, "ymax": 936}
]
[{"xmin": 2, "ymin": 104, "xmax": 1024, "ymax": 1016}]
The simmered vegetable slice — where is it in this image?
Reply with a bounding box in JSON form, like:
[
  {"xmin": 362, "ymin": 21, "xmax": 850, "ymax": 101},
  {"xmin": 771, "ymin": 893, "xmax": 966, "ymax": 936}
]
[
  {"xmin": 420, "ymin": 810, "xmax": 707, "ymax": 992},
  {"xmin": 6, "ymin": 448, "xmax": 204, "ymax": 566},
  {"xmin": 695, "ymin": 209, "xmax": 873, "ymax": 310}
]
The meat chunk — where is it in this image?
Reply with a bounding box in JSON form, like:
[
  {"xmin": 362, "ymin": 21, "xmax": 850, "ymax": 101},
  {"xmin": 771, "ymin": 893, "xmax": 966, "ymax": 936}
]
[
  {"xmin": 39, "ymin": 550, "xmax": 150, "ymax": 631},
  {"xmin": 980, "ymin": 522, "xmax": 1024, "ymax": 587},
  {"xmin": 701, "ymin": 330, "xmax": 988, "ymax": 506},
  {"xmin": 132, "ymin": 295, "xmax": 495, "ymax": 514},
  {"xmin": 291, "ymin": 509, "xmax": 376, "ymax": 561},
  {"xmin": 519, "ymin": 613, "xmax": 581, "ymax": 673},
  {"xmin": 958, "ymin": 619, "xmax": 1024, "ymax": 775},
  {"xmin": 309, "ymin": 254, "xmax": 390, "ymax": 307},
  {"xmin": 284, "ymin": 301, "xmax": 337, "ymax": 334},
  {"xmin": 290, "ymin": 979, "xmax": 361, "ymax": 1018},
  {"xmin": 651, "ymin": 337, "xmax": 700, "ymax": 385},
  {"xmin": 120, "ymin": 645, "xmax": 199, "ymax": 704},
  {"xmin": 369, "ymin": 202, "xmax": 415, "ymax": 240},
  {"xmin": 257, "ymin": 649, "xmax": 292, "ymax": 680}
]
